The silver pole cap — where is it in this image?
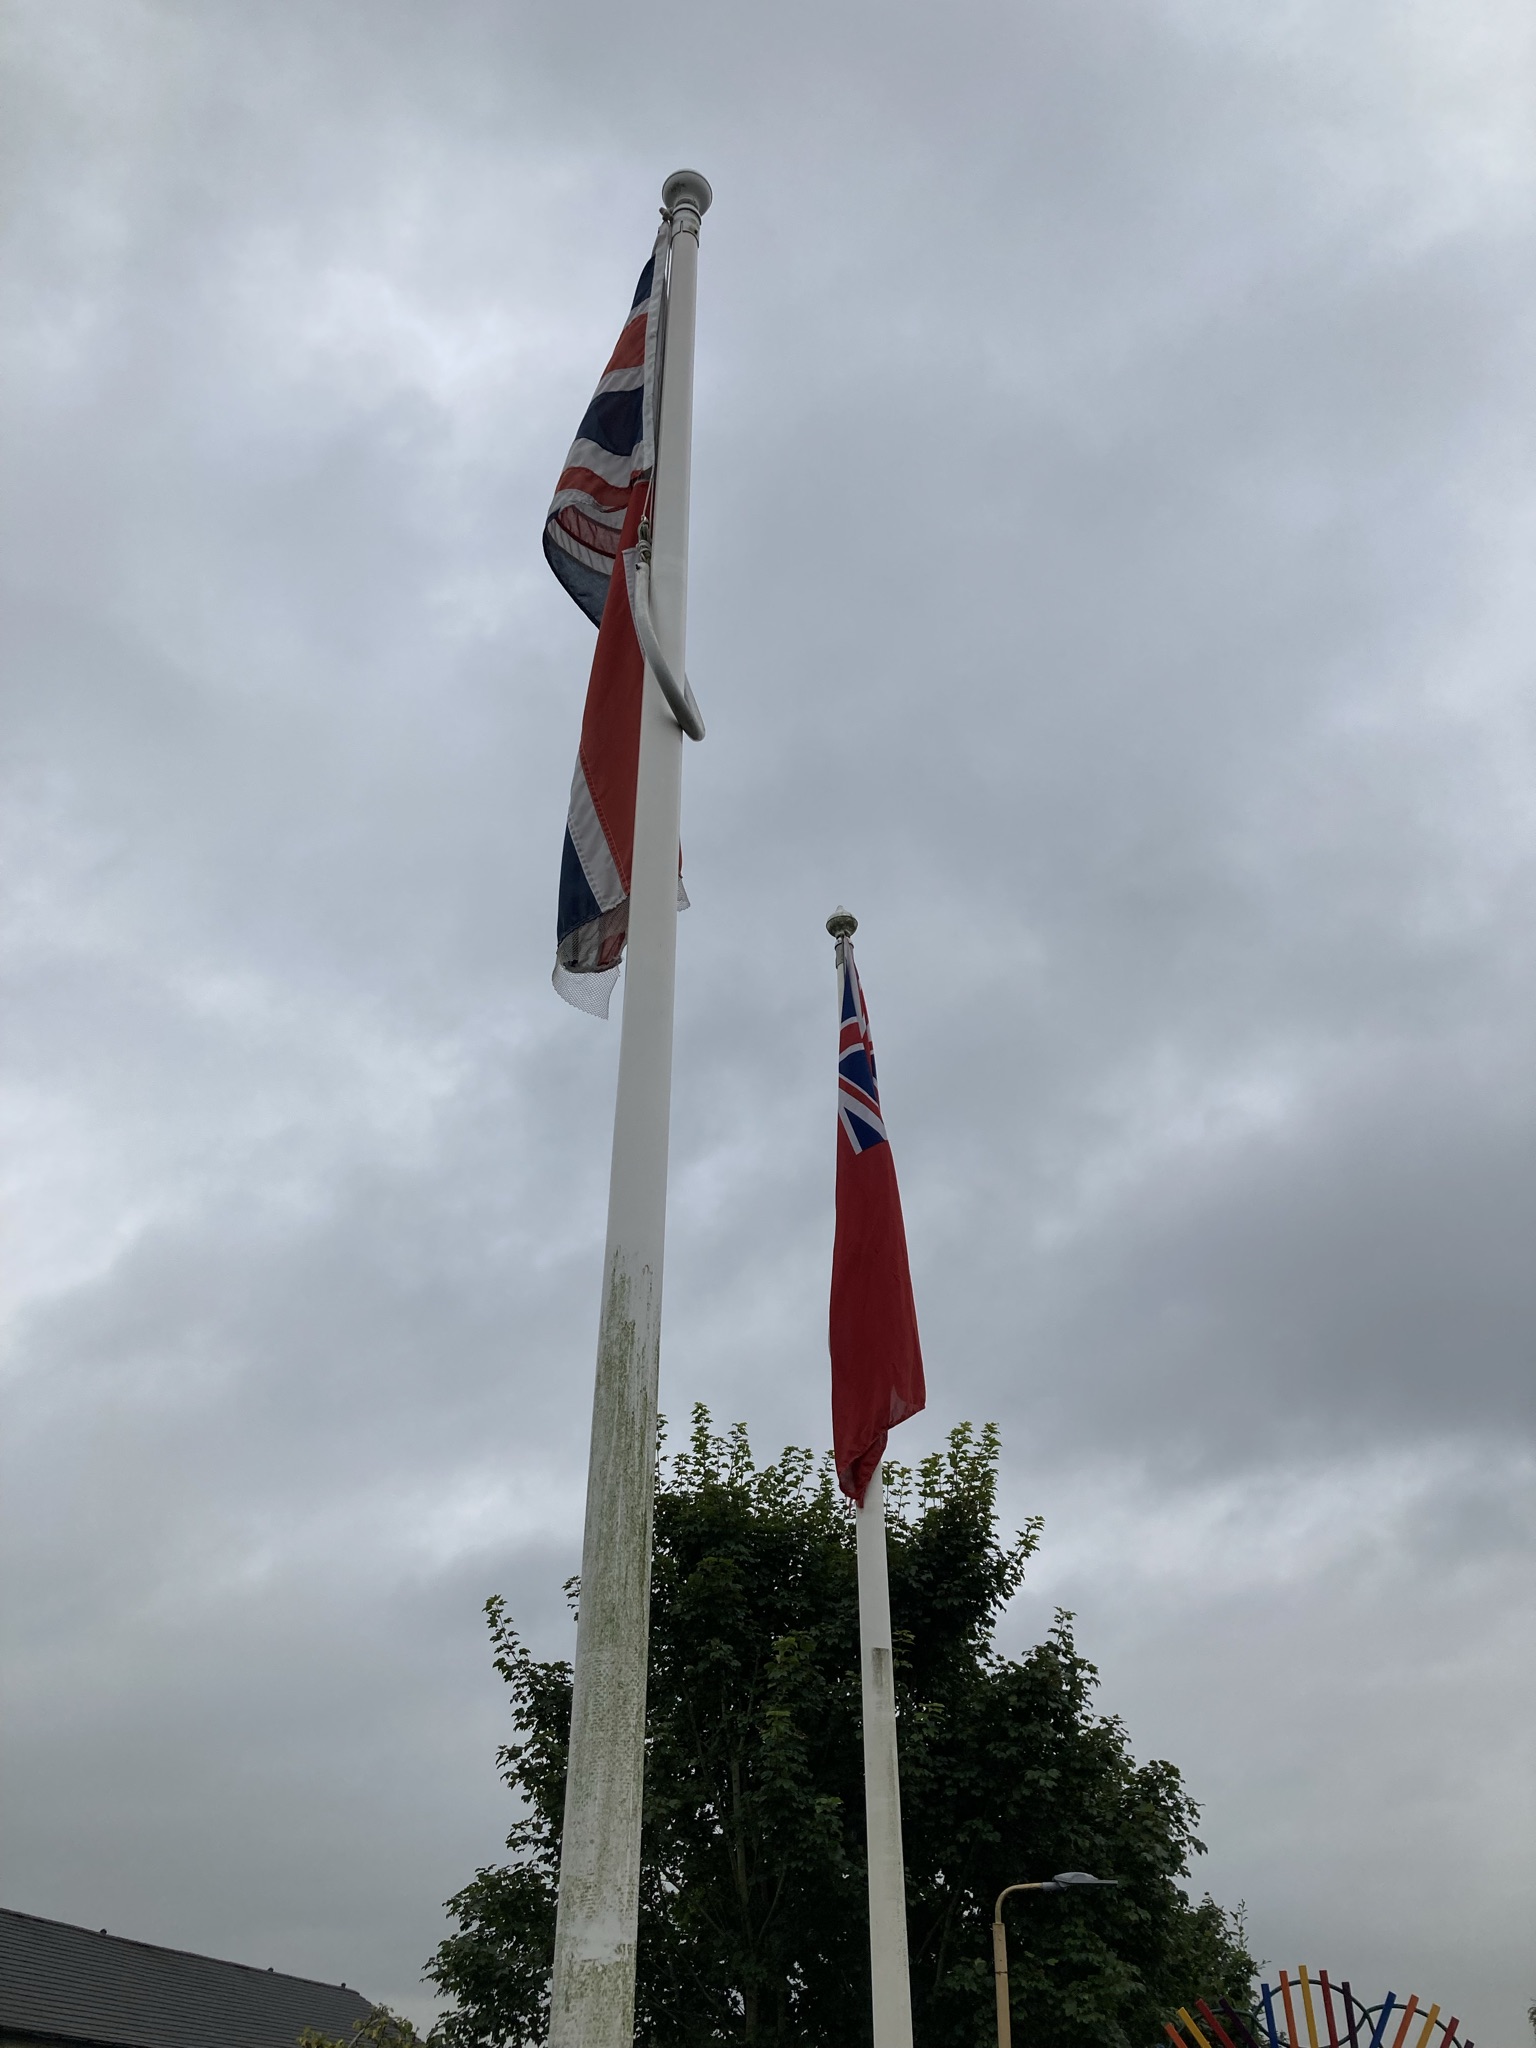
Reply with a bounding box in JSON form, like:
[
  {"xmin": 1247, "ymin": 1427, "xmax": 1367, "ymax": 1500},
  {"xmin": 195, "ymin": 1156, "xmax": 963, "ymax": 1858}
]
[{"xmin": 662, "ymin": 169, "xmax": 713, "ymax": 217}]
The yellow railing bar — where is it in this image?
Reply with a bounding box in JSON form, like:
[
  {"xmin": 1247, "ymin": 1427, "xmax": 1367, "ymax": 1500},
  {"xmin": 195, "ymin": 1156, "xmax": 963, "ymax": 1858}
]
[
  {"xmin": 1300, "ymin": 1967, "xmax": 1321, "ymax": 2048},
  {"xmin": 1179, "ymin": 2008, "xmax": 1214, "ymax": 2048}
]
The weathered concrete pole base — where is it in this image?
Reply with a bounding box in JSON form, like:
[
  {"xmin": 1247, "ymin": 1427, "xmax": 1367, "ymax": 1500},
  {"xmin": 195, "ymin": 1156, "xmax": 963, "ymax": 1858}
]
[{"xmin": 547, "ymin": 1254, "xmax": 662, "ymax": 2048}]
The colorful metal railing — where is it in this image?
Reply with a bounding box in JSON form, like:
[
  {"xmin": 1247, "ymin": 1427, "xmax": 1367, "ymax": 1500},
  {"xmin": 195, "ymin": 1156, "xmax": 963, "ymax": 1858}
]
[{"xmin": 1162, "ymin": 1965, "xmax": 1471, "ymax": 2048}]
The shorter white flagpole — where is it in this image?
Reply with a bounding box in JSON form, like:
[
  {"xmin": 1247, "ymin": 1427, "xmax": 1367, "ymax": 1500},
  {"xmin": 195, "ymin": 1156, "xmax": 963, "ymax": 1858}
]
[{"xmin": 856, "ymin": 1459, "xmax": 916, "ymax": 2048}]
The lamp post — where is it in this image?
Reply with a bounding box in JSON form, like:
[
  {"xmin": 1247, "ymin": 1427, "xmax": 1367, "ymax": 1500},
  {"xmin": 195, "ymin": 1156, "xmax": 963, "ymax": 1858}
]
[{"xmin": 992, "ymin": 1871, "xmax": 1120, "ymax": 2048}]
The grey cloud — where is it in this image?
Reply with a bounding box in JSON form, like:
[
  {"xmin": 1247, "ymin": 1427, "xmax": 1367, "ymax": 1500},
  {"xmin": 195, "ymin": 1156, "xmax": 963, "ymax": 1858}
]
[{"xmin": 4, "ymin": 0, "xmax": 1533, "ymax": 2036}]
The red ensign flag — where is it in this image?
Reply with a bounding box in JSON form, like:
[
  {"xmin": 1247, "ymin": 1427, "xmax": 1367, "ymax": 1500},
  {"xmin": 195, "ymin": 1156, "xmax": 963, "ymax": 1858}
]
[{"xmin": 829, "ymin": 929, "xmax": 926, "ymax": 1503}]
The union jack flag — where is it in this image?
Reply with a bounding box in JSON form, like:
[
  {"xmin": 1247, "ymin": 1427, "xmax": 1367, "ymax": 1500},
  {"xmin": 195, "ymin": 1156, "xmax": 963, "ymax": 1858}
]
[
  {"xmin": 838, "ymin": 947, "xmax": 889, "ymax": 1153},
  {"xmin": 543, "ymin": 233, "xmax": 665, "ymax": 625},
  {"xmin": 829, "ymin": 932, "xmax": 925, "ymax": 1503},
  {"xmin": 543, "ymin": 223, "xmax": 674, "ymax": 1014}
]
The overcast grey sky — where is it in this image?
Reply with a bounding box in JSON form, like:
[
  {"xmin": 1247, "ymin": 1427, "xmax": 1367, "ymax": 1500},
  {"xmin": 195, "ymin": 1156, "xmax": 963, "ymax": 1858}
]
[{"xmin": 3, "ymin": 0, "xmax": 1534, "ymax": 2037}]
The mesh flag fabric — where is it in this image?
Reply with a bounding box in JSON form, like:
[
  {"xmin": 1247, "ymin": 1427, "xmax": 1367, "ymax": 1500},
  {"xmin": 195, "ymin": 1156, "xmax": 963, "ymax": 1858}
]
[
  {"xmin": 830, "ymin": 937, "xmax": 926, "ymax": 1503},
  {"xmin": 543, "ymin": 223, "xmax": 682, "ymax": 1016}
]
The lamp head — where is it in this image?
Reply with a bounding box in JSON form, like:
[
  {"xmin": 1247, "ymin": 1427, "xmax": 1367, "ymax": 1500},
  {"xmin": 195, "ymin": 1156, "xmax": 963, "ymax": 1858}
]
[{"xmin": 1042, "ymin": 1870, "xmax": 1118, "ymax": 1892}]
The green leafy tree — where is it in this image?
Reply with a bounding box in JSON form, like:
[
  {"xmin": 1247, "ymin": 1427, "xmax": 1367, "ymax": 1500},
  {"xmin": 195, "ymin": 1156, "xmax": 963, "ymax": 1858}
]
[
  {"xmin": 298, "ymin": 2006, "xmax": 428, "ymax": 2048},
  {"xmin": 429, "ymin": 1413, "xmax": 1254, "ymax": 2047}
]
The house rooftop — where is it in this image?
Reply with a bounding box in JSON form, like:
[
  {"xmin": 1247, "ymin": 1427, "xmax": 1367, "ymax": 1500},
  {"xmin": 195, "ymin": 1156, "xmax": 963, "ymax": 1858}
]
[{"xmin": 0, "ymin": 1907, "xmax": 376, "ymax": 2048}]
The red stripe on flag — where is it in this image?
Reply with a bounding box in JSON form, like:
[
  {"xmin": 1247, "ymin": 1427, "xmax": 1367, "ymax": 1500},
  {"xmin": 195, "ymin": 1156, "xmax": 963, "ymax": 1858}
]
[
  {"xmin": 554, "ymin": 511, "xmax": 624, "ymax": 560},
  {"xmin": 555, "ymin": 468, "xmax": 634, "ymax": 512},
  {"xmin": 575, "ymin": 484, "xmax": 648, "ymax": 902},
  {"xmin": 602, "ymin": 314, "xmax": 648, "ymax": 376}
]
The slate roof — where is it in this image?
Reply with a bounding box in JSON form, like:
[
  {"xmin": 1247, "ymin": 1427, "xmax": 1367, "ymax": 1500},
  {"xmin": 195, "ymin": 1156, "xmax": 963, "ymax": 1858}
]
[{"xmin": 0, "ymin": 1909, "xmax": 376, "ymax": 2048}]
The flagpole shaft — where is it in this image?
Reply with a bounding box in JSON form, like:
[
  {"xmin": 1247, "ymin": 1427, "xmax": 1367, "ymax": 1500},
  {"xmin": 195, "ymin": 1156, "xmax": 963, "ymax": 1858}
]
[
  {"xmin": 857, "ymin": 1463, "xmax": 916, "ymax": 2048},
  {"xmin": 548, "ymin": 173, "xmax": 710, "ymax": 2048}
]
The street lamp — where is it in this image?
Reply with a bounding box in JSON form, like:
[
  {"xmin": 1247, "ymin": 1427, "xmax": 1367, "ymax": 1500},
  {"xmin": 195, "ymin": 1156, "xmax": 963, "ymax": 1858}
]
[{"xmin": 992, "ymin": 1871, "xmax": 1120, "ymax": 2048}]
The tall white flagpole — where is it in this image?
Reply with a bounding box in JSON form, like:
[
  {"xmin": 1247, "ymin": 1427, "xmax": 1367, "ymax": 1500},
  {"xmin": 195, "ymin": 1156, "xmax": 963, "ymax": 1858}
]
[
  {"xmin": 857, "ymin": 1461, "xmax": 916, "ymax": 2048},
  {"xmin": 547, "ymin": 168, "xmax": 712, "ymax": 2048}
]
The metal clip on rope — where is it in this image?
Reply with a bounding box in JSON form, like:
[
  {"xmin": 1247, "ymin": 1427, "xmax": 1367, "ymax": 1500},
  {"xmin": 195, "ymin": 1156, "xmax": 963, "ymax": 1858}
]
[{"xmin": 634, "ymin": 522, "xmax": 705, "ymax": 741}]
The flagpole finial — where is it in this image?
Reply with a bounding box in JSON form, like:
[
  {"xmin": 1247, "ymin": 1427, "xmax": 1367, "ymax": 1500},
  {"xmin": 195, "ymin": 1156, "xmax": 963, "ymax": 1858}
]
[
  {"xmin": 662, "ymin": 169, "xmax": 712, "ymax": 229},
  {"xmin": 827, "ymin": 907, "xmax": 858, "ymax": 941}
]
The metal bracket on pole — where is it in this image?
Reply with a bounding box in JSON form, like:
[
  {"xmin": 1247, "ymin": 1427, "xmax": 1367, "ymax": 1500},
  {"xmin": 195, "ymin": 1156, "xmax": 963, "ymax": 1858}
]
[{"xmin": 634, "ymin": 527, "xmax": 705, "ymax": 740}]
